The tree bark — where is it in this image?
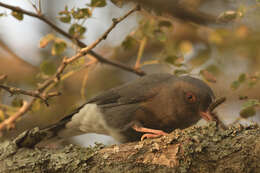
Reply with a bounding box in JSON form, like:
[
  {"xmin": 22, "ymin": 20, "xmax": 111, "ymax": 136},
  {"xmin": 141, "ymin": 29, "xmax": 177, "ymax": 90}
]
[{"xmin": 1, "ymin": 123, "xmax": 260, "ymax": 173}]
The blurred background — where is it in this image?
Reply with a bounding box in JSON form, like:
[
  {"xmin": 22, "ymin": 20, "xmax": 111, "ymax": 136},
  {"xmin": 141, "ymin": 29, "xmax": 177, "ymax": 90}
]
[{"xmin": 0, "ymin": 0, "xmax": 260, "ymax": 146}]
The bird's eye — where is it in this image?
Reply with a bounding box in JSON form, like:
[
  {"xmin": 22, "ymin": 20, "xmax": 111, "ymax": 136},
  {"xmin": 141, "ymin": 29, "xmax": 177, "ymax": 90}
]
[{"xmin": 185, "ymin": 92, "xmax": 197, "ymax": 103}]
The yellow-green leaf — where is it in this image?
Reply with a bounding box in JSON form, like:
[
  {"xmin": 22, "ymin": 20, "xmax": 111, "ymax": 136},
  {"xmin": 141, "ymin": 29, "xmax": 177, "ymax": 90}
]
[
  {"xmin": 69, "ymin": 24, "xmax": 86, "ymax": 38},
  {"xmin": 11, "ymin": 11, "xmax": 23, "ymax": 20},
  {"xmin": 122, "ymin": 36, "xmax": 137, "ymax": 50},
  {"xmin": 39, "ymin": 34, "xmax": 55, "ymax": 48},
  {"xmin": 40, "ymin": 60, "xmax": 56, "ymax": 75},
  {"xmin": 90, "ymin": 0, "xmax": 107, "ymax": 7},
  {"xmin": 0, "ymin": 110, "xmax": 5, "ymax": 121},
  {"xmin": 72, "ymin": 8, "xmax": 91, "ymax": 19},
  {"xmin": 51, "ymin": 40, "xmax": 67, "ymax": 55},
  {"xmin": 11, "ymin": 97, "xmax": 23, "ymax": 107}
]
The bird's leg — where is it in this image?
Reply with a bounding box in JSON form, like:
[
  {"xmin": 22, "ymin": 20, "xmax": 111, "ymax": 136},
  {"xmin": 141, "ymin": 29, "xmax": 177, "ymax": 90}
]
[{"xmin": 132, "ymin": 124, "xmax": 168, "ymax": 141}]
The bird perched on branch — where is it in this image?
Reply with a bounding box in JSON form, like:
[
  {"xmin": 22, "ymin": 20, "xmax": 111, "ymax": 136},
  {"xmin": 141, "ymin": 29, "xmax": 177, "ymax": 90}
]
[{"xmin": 44, "ymin": 73, "xmax": 216, "ymax": 143}]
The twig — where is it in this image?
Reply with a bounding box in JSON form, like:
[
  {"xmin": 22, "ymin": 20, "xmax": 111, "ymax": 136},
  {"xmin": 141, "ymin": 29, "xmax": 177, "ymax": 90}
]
[
  {"xmin": 135, "ymin": 37, "xmax": 147, "ymax": 69},
  {"xmin": 0, "ymin": 84, "xmax": 61, "ymax": 106},
  {"xmin": 0, "ymin": 2, "xmax": 145, "ymax": 76},
  {"xmin": 38, "ymin": 6, "xmax": 142, "ymax": 92},
  {"xmin": 0, "ymin": 6, "xmax": 143, "ymax": 131},
  {"xmin": 209, "ymin": 97, "xmax": 226, "ymax": 113},
  {"xmin": 0, "ymin": 100, "xmax": 33, "ymax": 131}
]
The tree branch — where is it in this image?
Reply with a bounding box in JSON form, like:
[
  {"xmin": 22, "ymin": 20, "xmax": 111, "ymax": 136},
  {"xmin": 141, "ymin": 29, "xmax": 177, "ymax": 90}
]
[
  {"xmin": 0, "ymin": 123, "xmax": 259, "ymax": 173},
  {"xmin": 0, "ymin": 2, "xmax": 145, "ymax": 76},
  {"xmin": 0, "ymin": 84, "xmax": 60, "ymax": 105},
  {"xmin": 0, "ymin": 5, "xmax": 143, "ymax": 132}
]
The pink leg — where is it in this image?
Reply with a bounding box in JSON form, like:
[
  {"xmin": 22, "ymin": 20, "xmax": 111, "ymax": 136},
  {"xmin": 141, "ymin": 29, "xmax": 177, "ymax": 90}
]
[{"xmin": 132, "ymin": 124, "xmax": 168, "ymax": 141}]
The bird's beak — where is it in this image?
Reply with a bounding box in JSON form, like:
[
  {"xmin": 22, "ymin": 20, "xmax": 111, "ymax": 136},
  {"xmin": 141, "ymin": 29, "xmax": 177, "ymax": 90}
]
[{"xmin": 200, "ymin": 111, "xmax": 213, "ymax": 121}]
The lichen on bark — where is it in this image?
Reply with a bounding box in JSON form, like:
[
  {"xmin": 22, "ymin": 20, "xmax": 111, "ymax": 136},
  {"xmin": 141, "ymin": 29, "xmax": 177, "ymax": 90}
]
[{"xmin": 1, "ymin": 122, "xmax": 260, "ymax": 173}]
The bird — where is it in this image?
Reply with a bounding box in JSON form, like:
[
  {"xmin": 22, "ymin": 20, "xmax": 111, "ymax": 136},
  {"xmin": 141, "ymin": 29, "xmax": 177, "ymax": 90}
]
[{"xmin": 44, "ymin": 73, "xmax": 216, "ymax": 143}]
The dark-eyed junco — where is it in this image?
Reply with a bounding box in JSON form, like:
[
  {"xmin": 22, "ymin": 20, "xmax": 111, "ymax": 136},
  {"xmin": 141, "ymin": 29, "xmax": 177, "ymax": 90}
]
[{"xmin": 44, "ymin": 73, "xmax": 216, "ymax": 143}]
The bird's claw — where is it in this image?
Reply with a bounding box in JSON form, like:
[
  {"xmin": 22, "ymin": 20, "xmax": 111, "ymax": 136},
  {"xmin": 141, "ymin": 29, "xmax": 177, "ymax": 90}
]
[{"xmin": 132, "ymin": 124, "xmax": 168, "ymax": 141}]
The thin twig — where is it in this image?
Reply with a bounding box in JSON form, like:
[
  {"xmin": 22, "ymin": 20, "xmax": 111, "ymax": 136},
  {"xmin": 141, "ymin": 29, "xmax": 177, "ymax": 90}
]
[
  {"xmin": 38, "ymin": 6, "xmax": 142, "ymax": 92},
  {"xmin": 0, "ymin": 84, "xmax": 60, "ymax": 106},
  {"xmin": 135, "ymin": 37, "xmax": 147, "ymax": 69},
  {"xmin": 0, "ymin": 6, "xmax": 143, "ymax": 131},
  {"xmin": 0, "ymin": 100, "xmax": 33, "ymax": 131},
  {"xmin": 0, "ymin": 2, "xmax": 145, "ymax": 76}
]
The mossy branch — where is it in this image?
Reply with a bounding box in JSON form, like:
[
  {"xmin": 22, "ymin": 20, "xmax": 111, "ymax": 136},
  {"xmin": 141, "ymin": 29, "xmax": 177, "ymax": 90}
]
[{"xmin": 0, "ymin": 123, "xmax": 260, "ymax": 173}]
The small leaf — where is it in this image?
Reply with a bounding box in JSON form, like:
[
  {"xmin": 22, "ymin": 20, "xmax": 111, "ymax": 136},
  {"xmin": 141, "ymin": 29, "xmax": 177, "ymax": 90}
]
[
  {"xmin": 39, "ymin": 34, "xmax": 55, "ymax": 48},
  {"xmin": 40, "ymin": 60, "xmax": 56, "ymax": 75},
  {"xmin": 242, "ymin": 99, "xmax": 260, "ymax": 108},
  {"xmin": 59, "ymin": 15, "xmax": 71, "ymax": 23},
  {"xmin": 239, "ymin": 99, "xmax": 260, "ymax": 118},
  {"xmin": 11, "ymin": 97, "xmax": 23, "ymax": 107},
  {"xmin": 11, "ymin": 11, "xmax": 23, "ymax": 20},
  {"xmin": 51, "ymin": 40, "xmax": 67, "ymax": 55},
  {"xmin": 165, "ymin": 55, "xmax": 178, "ymax": 64},
  {"xmin": 31, "ymin": 99, "xmax": 41, "ymax": 112},
  {"xmin": 231, "ymin": 80, "xmax": 240, "ymax": 90},
  {"xmin": 0, "ymin": 13, "xmax": 5, "ymax": 17},
  {"xmin": 69, "ymin": 24, "xmax": 86, "ymax": 38},
  {"xmin": 72, "ymin": 8, "xmax": 91, "ymax": 19},
  {"xmin": 90, "ymin": 0, "xmax": 107, "ymax": 7},
  {"xmin": 158, "ymin": 20, "xmax": 172, "ymax": 28},
  {"xmin": 174, "ymin": 69, "xmax": 188, "ymax": 76},
  {"xmin": 155, "ymin": 30, "xmax": 167, "ymax": 42},
  {"xmin": 240, "ymin": 106, "xmax": 256, "ymax": 118},
  {"xmin": 238, "ymin": 73, "xmax": 246, "ymax": 82},
  {"xmin": 0, "ymin": 110, "xmax": 5, "ymax": 121},
  {"xmin": 110, "ymin": 0, "xmax": 124, "ymax": 7},
  {"xmin": 122, "ymin": 36, "xmax": 137, "ymax": 50}
]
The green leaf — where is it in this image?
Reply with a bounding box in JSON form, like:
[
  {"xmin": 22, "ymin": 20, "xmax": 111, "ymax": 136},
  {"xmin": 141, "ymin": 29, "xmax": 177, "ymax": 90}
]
[
  {"xmin": 69, "ymin": 24, "xmax": 86, "ymax": 38},
  {"xmin": 189, "ymin": 49, "xmax": 210, "ymax": 67},
  {"xmin": 11, "ymin": 11, "xmax": 23, "ymax": 21},
  {"xmin": 40, "ymin": 60, "xmax": 56, "ymax": 75},
  {"xmin": 158, "ymin": 20, "xmax": 172, "ymax": 28},
  {"xmin": 174, "ymin": 69, "xmax": 188, "ymax": 76},
  {"xmin": 165, "ymin": 55, "xmax": 178, "ymax": 64},
  {"xmin": 110, "ymin": 0, "xmax": 124, "ymax": 7},
  {"xmin": 240, "ymin": 106, "xmax": 256, "ymax": 118},
  {"xmin": 239, "ymin": 99, "xmax": 260, "ymax": 118},
  {"xmin": 155, "ymin": 30, "xmax": 167, "ymax": 42},
  {"xmin": 0, "ymin": 110, "xmax": 5, "ymax": 121},
  {"xmin": 39, "ymin": 34, "xmax": 55, "ymax": 48},
  {"xmin": 122, "ymin": 36, "xmax": 137, "ymax": 50},
  {"xmin": 59, "ymin": 14, "xmax": 71, "ymax": 23},
  {"xmin": 238, "ymin": 73, "xmax": 246, "ymax": 82},
  {"xmin": 11, "ymin": 97, "xmax": 23, "ymax": 107},
  {"xmin": 51, "ymin": 40, "xmax": 67, "ymax": 55},
  {"xmin": 72, "ymin": 8, "xmax": 91, "ymax": 19},
  {"xmin": 231, "ymin": 80, "xmax": 240, "ymax": 90},
  {"xmin": 242, "ymin": 99, "xmax": 260, "ymax": 108},
  {"xmin": 90, "ymin": 0, "xmax": 107, "ymax": 7},
  {"xmin": 231, "ymin": 73, "xmax": 247, "ymax": 90},
  {"xmin": 59, "ymin": 6, "xmax": 71, "ymax": 23},
  {"xmin": 0, "ymin": 13, "xmax": 5, "ymax": 17}
]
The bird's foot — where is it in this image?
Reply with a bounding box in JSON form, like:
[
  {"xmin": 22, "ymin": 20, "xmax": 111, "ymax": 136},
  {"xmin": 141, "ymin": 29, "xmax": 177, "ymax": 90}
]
[{"xmin": 132, "ymin": 124, "xmax": 168, "ymax": 141}]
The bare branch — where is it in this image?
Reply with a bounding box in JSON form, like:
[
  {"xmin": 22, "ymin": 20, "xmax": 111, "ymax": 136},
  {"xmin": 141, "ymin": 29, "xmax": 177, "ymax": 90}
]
[
  {"xmin": 0, "ymin": 2, "xmax": 145, "ymax": 76},
  {"xmin": 0, "ymin": 6, "xmax": 142, "ymax": 132},
  {"xmin": 0, "ymin": 84, "xmax": 61, "ymax": 105}
]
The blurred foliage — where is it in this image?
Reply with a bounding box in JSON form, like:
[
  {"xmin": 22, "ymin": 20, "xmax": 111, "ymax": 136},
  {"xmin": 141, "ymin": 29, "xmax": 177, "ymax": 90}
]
[{"xmin": 240, "ymin": 99, "xmax": 260, "ymax": 118}]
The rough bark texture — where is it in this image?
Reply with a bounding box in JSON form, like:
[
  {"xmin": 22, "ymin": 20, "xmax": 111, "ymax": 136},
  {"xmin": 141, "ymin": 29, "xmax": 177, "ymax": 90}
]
[{"xmin": 1, "ymin": 122, "xmax": 260, "ymax": 173}]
